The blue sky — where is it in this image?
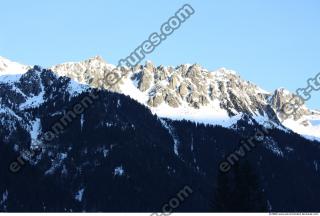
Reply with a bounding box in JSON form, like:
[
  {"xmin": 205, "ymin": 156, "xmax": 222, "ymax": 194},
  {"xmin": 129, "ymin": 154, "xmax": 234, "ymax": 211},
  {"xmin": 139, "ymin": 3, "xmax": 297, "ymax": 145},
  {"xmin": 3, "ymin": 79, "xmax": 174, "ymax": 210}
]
[{"xmin": 1, "ymin": 0, "xmax": 319, "ymax": 108}]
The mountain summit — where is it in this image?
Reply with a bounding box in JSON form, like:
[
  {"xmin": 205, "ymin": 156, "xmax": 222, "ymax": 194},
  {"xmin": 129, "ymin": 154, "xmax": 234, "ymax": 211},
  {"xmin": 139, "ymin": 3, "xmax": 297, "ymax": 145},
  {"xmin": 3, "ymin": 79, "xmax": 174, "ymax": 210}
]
[
  {"xmin": 1, "ymin": 57, "xmax": 320, "ymax": 212},
  {"xmin": 0, "ymin": 56, "xmax": 31, "ymax": 75},
  {"xmin": 49, "ymin": 57, "xmax": 320, "ymax": 141},
  {"xmin": 1, "ymin": 56, "xmax": 319, "ymax": 140}
]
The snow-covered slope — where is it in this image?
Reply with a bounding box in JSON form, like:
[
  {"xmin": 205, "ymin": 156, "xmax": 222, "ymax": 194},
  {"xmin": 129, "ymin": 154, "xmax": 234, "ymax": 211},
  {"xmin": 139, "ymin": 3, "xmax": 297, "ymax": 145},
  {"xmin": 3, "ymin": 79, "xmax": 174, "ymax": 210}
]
[
  {"xmin": 51, "ymin": 58, "xmax": 273, "ymax": 122},
  {"xmin": 1, "ymin": 56, "xmax": 319, "ymax": 141},
  {"xmin": 282, "ymin": 111, "xmax": 320, "ymax": 141},
  {"xmin": 268, "ymin": 88, "xmax": 320, "ymax": 141},
  {"xmin": 0, "ymin": 66, "xmax": 89, "ymax": 147},
  {"xmin": 49, "ymin": 56, "xmax": 320, "ymax": 141},
  {"xmin": 0, "ymin": 56, "xmax": 30, "ymax": 76}
]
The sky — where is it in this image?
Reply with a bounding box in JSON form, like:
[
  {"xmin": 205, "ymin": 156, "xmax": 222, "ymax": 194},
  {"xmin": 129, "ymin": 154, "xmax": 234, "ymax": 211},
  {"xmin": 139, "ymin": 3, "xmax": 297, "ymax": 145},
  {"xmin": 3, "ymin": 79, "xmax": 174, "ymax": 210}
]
[{"xmin": 1, "ymin": 0, "xmax": 319, "ymax": 108}]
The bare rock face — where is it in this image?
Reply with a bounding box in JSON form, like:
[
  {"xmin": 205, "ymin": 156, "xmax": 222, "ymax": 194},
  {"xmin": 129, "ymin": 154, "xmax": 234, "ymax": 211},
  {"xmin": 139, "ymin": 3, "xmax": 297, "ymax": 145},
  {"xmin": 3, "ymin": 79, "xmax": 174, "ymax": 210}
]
[
  {"xmin": 168, "ymin": 74, "xmax": 179, "ymax": 90},
  {"xmin": 165, "ymin": 93, "xmax": 180, "ymax": 108},
  {"xmin": 270, "ymin": 88, "xmax": 310, "ymax": 120},
  {"xmin": 270, "ymin": 88, "xmax": 295, "ymax": 111},
  {"xmin": 199, "ymin": 94, "xmax": 209, "ymax": 106},
  {"xmin": 209, "ymin": 83, "xmax": 218, "ymax": 100},
  {"xmin": 51, "ymin": 58, "xmax": 273, "ymax": 115},
  {"xmin": 147, "ymin": 94, "xmax": 164, "ymax": 107},
  {"xmin": 186, "ymin": 92, "xmax": 199, "ymax": 107},
  {"xmin": 145, "ymin": 61, "xmax": 155, "ymax": 72},
  {"xmin": 178, "ymin": 83, "xmax": 189, "ymax": 98},
  {"xmin": 50, "ymin": 56, "xmax": 114, "ymax": 88},
  {"xmin": 1, "ymin": 55, "xmax": 320, "ymax": 143},
  {"xmin": 50, "ymin": 57, "xmax": 319, "ymax": 130},
  {"xmin": 138, "ymin": 69, "xmax": 153, "ymax": 92},
  {"xmin": 186, "ymin": 64, "xmax": 202, "ymax": 83}
]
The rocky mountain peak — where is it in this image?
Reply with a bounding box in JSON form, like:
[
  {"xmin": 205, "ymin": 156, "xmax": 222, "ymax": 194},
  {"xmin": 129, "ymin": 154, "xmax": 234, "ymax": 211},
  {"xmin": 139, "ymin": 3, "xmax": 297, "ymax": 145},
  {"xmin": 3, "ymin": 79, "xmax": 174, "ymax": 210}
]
[
  {"xmin": 270, "ymin": 88, "xmax": 310, "ymax": 120},
  {"xmin": 86, "ymin": 55, "xmax": 107, "ymax": 64},
  {"xmin": 47, "ymin": 57, "xmax": 320, "ymax": 140},
  {"xmin": 1, "ymin": 56, "xmax": 319, "ymax": 140},
  {"xmin": 144, "ymin": 60, "xmax": 155, "ymax": 71},
  {"xmin": 50, "ymin": 56, "xmax": 115, "ymax": 86}
]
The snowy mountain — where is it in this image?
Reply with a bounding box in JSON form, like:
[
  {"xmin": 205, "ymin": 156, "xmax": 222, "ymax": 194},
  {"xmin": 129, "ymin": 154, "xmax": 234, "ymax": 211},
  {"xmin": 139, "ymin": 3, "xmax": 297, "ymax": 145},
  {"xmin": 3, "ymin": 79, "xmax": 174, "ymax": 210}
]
[
  {"xmin": 1, "ymin": 56, "xmax": 319, "ymax": 141},
  {"xmin": 0, "ymin": 56, "xmax": 31, "ymax": 76},
  {"xmin": 50, "ymin": 56, "xmax": 320, "ymax": 141},
  {"xmin": 0, "ymin": 67, "xmax": 87, "ymax": 150},
  {"xmin": 1, "ymin": 60, "xmax": 320, "ymax": 212}
]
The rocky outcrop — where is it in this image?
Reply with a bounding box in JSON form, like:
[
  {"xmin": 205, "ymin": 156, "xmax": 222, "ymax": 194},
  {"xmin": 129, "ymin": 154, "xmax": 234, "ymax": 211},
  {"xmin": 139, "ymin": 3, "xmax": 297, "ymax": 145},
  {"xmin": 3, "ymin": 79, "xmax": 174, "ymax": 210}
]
[
  {"xmin": 270, "ymin": 88, "xmax": 310, "ymax": 120},
  {"xmin": 137, "ymin": 69, "xmax": 153, "ymax": 92},
  {"xmin": 165, "ymin": 93, "xmax": 180, "ymax": 108},
  {"xmin": 178, "ymin": 82, "xmax": 189, "ymax": 98},
  {"xmin": 147, "ymin": 94, "xmax": 164, "ymax": 107},
  {"xmin": 48, "ymin": 56, "xmax": 320, "ymax": 137},
  {"xmin": 49, "ymin": 58, "xmax": 305, "ymax": 118}
]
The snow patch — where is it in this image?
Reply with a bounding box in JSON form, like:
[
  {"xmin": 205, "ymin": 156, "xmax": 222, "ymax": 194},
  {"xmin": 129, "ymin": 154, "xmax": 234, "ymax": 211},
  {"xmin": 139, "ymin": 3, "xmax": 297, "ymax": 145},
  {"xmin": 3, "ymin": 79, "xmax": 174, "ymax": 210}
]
[
  {"xmin": 160, "ymin": 119, "xmax": 180, "ymax": 156},
  {"xmin": 19, "ymin": 76, "xmax": 45, "ymax": 110},
  {"xmin": 0, "ymin": 105, "xmax": 22, "ymax": 121},
  {"xmin": 30, "ymin": 118, "xmax": 41, "ymax": 148},
  {"xmin": 114, "ymin": 166, "xmax": 124, "ymax": 176},
  {"xmin": 44, "ymin": 153, "xmax": 68, "ymax": 175},
  {"xmin": 0, "ymin": 56, "xmax": 30, "ymax": 76},
  {"xmin": 264, "ymin": 137, "xmax": 283, "ymax": 157},
  {"xmin": 282, "ymin": 118, "xmax": 320, "ymax": 142},
  {"xmin": 117, "ymin": 99, "xmax": 121, "ymax": 108},
  {"xmin": 0, "ymin": 74, "xmax": 23, "ymax": 84},
  {"xmin": 75, "ymin": 188, "xmax": 85, "ymax": 202},
  {"xmin": 67, "ymin": 79, "xmax": 89, "ymax": 96},
  {"xmin": 80, "ymin": 114, "xmax": 84, "ymax": 131},
  {"xmin": 310, "ymin": 120, "xmax": 320, "ymax": 126},
  {"xmin": 119, "ymin": 74, "xmax": 149, "ymax": 104},
  {"xmin": 0, "ymin": 190, "xmax": 8, "ymax": 209},
  {"xmin": 153, "ymin": 100, "xmax": 242, "ymax": 128}
]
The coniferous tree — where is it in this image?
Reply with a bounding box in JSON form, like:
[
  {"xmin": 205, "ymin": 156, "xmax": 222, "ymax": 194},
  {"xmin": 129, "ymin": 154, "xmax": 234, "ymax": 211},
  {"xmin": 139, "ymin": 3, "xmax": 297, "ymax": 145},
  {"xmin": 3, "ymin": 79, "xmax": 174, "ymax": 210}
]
[
  {"xmin": 214, "ymin": 171, "xmax": 233, "ymax": 211},
  {"xmin": 214, "ymin": 161, "xmax": 268, "ymax": 212},
  {"xmin": 231, "ymin": 161, "xmax": 268, "ymax": 212}
]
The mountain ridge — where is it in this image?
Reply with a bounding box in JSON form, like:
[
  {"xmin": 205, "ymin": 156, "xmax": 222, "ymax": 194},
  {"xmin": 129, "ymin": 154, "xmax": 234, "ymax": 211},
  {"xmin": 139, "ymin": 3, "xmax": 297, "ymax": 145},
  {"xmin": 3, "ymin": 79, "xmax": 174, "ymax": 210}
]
[
  {"xmin": 1, "ymin": 66, "xmax": 320, "ymax": 212},
  {"xmin": 1, "ymin": 56, "xmax": 319, "ymax": 141}
]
